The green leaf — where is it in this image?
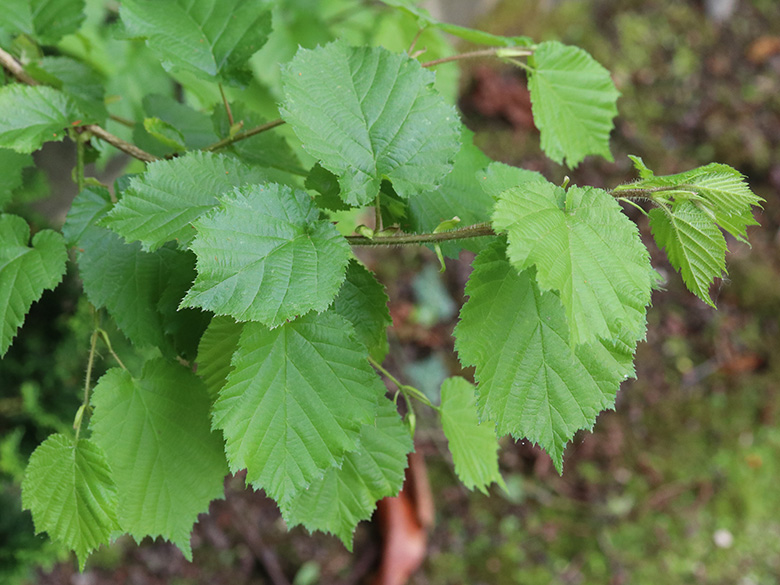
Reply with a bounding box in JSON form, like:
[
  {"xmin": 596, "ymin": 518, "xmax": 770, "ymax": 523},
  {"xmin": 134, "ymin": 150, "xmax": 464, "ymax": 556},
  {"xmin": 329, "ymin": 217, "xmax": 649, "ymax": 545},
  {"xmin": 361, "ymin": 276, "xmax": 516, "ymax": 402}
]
[
  {"xmin": 378, "ymin": 0, "xmax": 532, "ymax": 47},
  {"xmin": 332, "ymin": 260, "xmax": 392, "ymax": 362},
  {"xmin": 211, "ymin": 312, "xmax": 382, "ymax": 508},
  {"xmin": 527, "ymin": 41, "xmax": 619, "ymax": 167},
  {"xmin": 280, "ymin": 40, "xmax": 460, "ymax": 206},
  {"xmin": 102, "ymin": 152, "xmax": 269, "ymax": 251},
  {"xmin": 142, "ymin": 117, "xmax": 186, "ymax": 151},
  {"xmin": 649, "ymin": 202, "xmax": 727, "ymax": 306},
  {"xmin": 493, "ymin": 181, "xmax": 653, "ymax": 345},
  {"xmin": 67, "ymin": 187, "xmax": 209, "ymax": 355},
  {"xmin": 0, "ymin": 148, "xmax": 33, "ymax": 209},
  {"xmin": 196, "ymin": 315, "xmax": 243, "ymax": 401},
  {"xmin": 0, "ymin": 85, "xmax": 86, "ymax": 153},
  {"xmin": 477, "ymin": 161, "xmax": 545, "ymax": 200},
  {"xmin": 0, "ymin": 214, "xmax": 67, "ymax": 356},
  {"xmin": 181, "ymin": 183, "xmax": 351, "ymax": 327},
  {"xmin": 283, "ymin": 398, "xmax": 413, "ymax": 550},
  {"xmin": 405, "ymin": 128, "xmax": 496, "ymax": 258},
  {"xmin": 454, "ymin": 243, "xmax": 635, "ymax": 472},
  {"xmin": 0, "ymin": 0, "xmax": 86, "ymax": 45},
  {"xmin": 27, "ymin": 56, "xmax": 108, "ymax": 123},
  {"xmin": 89, "ymin": 359, "xmax": 228, "ymax": 559},
  {"xmin": 440, "ymin": 377, "xmax": 505, "ymax": 494},
  {"xmin": 619, "ymin": 158, "xmax": 763, "ymax": 243},
  {"xmin": 133, "ymin": 94, "xmax": 218, "ymax": 157},
  {"xmin": 21, "ymin": 434, "xmax": 119, "ymax": 570},
  {"xmin": 119, "ymin": 0, "xmax": 272, "ymax": 85}
]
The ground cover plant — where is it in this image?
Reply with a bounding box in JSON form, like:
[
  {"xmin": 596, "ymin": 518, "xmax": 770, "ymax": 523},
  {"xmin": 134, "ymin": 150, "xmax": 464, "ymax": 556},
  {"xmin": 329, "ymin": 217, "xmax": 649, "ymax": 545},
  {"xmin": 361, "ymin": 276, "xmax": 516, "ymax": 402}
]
[{"xmin": 0, "ymin": 0, "xmax": 764, "ymax": 572}]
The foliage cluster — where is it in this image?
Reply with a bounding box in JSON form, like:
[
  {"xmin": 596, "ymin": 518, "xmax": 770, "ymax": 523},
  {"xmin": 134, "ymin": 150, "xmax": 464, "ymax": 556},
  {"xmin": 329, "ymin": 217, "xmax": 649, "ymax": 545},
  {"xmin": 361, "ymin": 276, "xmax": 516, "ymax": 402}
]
[{"xmin": 0, "ymin": 0, "xmax": 762, "ymax": 569}]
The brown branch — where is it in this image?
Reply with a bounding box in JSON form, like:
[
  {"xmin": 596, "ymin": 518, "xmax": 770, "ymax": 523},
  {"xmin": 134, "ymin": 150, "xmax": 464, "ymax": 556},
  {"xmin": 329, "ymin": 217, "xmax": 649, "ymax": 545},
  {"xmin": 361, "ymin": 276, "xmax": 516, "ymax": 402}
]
[
  {"xmin": 346, "ymin": 222, "xmax": 496, "ymax": 246},
  {"xmin": 0, "ymin": 46, "xmax": 158, "ymax": 164}
]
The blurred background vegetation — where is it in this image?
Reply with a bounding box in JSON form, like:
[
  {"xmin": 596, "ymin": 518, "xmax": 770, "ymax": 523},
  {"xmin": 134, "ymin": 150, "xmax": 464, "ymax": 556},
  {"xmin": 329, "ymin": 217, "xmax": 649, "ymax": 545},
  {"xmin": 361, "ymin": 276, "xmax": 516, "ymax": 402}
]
[{"xmin": 2, "ymin": 0, "xmax": 779, "ymax": 583}]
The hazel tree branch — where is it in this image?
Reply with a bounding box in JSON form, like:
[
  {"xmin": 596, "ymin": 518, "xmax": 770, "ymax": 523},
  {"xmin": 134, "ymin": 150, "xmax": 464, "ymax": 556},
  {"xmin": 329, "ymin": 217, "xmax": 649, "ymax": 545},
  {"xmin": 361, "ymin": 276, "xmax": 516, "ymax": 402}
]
[{"xmin": 346, "ymin": 222, "xmax": 496, "ymax": 246}]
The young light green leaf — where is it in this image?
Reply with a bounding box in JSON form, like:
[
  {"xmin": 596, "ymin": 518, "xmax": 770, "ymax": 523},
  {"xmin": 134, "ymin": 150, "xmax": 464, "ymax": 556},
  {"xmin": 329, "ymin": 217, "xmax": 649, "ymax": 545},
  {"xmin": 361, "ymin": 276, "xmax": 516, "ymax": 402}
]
[
  {"xmin": 493, "ymin": 181, "xmax": 653, "ymax": 345},
  {"xmin": 477, "ymin": 161, "xmax": 545, "ymax": 200},
  {"xmin": 454, "ymin": 243, "xmax": 635, "ymax": 472},
  {"xmin": 67, "ymin": 187, "xmax": 209, "ymax": 356},
  {"xmin": 89, "ymin": 359, "xmax": 228, "ymax": 560},
  {"xmin": 440, "ymin": 377, "xmax": 505, "ymax": 494},
  {"xmin": 141, "ymin": 94, "xmax": 219, "ymax": 151},
  {"xmin": 22, "ymin": 434, "xmax": 119, "ymax": 570},
  {"xmin": 0, "ymin": 148, "xmax": 33, "ymax": 209},
  {"xmin": 619, "ymin": 158, "xmax": 762, "ymax": 243},
  {"xmin": 332, "ymin": 260, "xmax": 392, "ymax": 363},
  {"xmin": 280, "ymin": 40, "xmax": 460, "ymax": 206},
  {"xmin": 0, "ymin": 214, "xmax": 67, "ymax": 356},
  {"xmin": 102, "ymin": 152, "xmax": 269, "ymax": 251},
  {"xmin": 649, "ymin": 202, "xmax": 727, "ymax": 306},
  {"xmin": 119, "ymin": 0, "xmax": 272, "ymax": 85},
  {"xmin": 196, "ymin": 315, "xmax": 244, "ymax": 401},
  {"xmin": 283, "ymin": 398, "xmax": 413, "ymax": 550},
  {"xmin": 181, "ymin": 183, "xmax": 351, "ymax": 327},
  {"xmin": 0, "ymin": 85, "xmax": 87, "ymax": 153},
  {"xmin": 211, "ymin": 313, "xmax": 382, "ymax": 509},
  {"xmin": 527, "ymin": 41, "xmax": 619, "ymax": 167},
  {"xmin": 0, "ymin": 0, "xmax": 86, "ymax": 45},
  {"xmin": 405, "ymin": 128, "xmax": 496, "ymax": 258}
]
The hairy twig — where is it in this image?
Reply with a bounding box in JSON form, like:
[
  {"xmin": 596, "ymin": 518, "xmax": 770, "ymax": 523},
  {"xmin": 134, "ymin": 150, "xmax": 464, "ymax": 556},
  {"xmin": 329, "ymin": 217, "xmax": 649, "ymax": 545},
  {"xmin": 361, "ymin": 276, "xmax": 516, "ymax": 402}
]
[
  {"xmin": 347, "ymin": 222, "xmax": 495, "ymax": 246},
  {"xmin": 204, "ymin": 118, "xmax": 286, "ymax": 152}
]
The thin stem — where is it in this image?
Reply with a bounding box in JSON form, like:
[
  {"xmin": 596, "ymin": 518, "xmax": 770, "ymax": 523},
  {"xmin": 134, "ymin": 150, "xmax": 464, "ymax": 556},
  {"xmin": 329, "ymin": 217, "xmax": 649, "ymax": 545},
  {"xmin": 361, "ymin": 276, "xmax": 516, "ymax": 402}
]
[
  {"xmin": 219, "ymin": 83, "xmax": 235, "ymax": 127},
  {"xmin": 407, "ymin": 28, "xmax": 424, "ymax": 55},
  {"xmin": 75, "ymin": 328, "xmax": 100, "ymax": 441},
  {"xmin": 75, "ymin": 132, "xmax": 85, "ymax": 193},
  {"xmin": 0, "ymin": 47, "xmax": 37, "ymax": 85},
  {"xmin": 421, "ymin": 47, "xmax": 531, "ymax": 68},
  {"xmin": 204, "ymin": 118, "xmax": 286, "ymax": 152},
  {"xmin": 109, "ymin": 113, "xmax": 136, "ymax": 128},
  {"xmin": 98, "ymin": 329, "xmax": 128, "ymax": 371},
  {"xmin": 347, "ymin": 222, "xmax": 495, "ymax": 247},
  {"xmin": 374, "ymin": 194, "xmax": 383, "ymax": 232},
  {"xmin": 368, "ymin": 356, "xmax": 436, "ymax": 409}
]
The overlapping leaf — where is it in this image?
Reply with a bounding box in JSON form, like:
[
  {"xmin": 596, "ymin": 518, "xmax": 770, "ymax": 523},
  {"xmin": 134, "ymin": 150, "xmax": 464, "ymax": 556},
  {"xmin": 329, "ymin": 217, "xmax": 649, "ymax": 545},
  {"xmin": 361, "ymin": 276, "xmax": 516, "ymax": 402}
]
[
  {"xmin": 102, "ymin": 152, "xmax": 268, "ymax": 251},
  {"xmin": 22, "ymin": 434, "xmax": 119, "ymax": 570},
  {"xmin": 493, "ymin": 181, "xmax": 653, "ymax": 345},
  {"xmin": 332, "ymin": 261, "xmax": 392, "ymax": 363},
  {"xmin": 649, "ymin": 203, "xmax": 727, "ymax": 306},
  {"xmin": 0, "ymin": 214, "xmax": 67, "ymax": 356},
  {"xmin": 181, "ymin": 183, "xmax": 350, "ymax": 326},
  {"xmin": 0, "ymin": 148, "xmax": 33, "ymax": 209},
  {"xmin": 211, "ymin": 313, "xmax": 382, "ymax": 508},
  {"xmin": 89, "ymin": 359, "xmax": 227, "ymax": 559},
  {"xmin": 196, "ymin": 315, "xmax": 243, "ymax": 401},
  {"xmin": 119, "ymin": 0, "xmax": 272, "ymax": 85},
  {"xmin": 0, "ymin": 85, "xmax": 87, "ymax": 153},
  {"xmin": 1, "ymin": 0, "xmax": 86, "ymax": 44},
  {"xmin": 477, "ymin": 161, "xmax": 545, "ymax": 200},
  {"xmin": 283, "ymin": 398, "xmax": 413, "ymax": 549},
  {"xmin": 454, "ymin": 243, "xmax": 635, "ymax": 472},
  {"xmin": 440, "ymin": 377, "xmax": 504, "ymax": 494},
  {"xmin": 66, "ymin": 187, "xmax": 209, "ymax": 356},
  {"xmin": 527, "ymin": 41, "xmax": 619, "ymax": 167},
  {"xmin": 280, "ymin": 40, "xmax": 460, "ymax": 206},
  {"xmin": 405, "ymin": 128, "xmax": 495, "ymax": 258},
  {"xmin": 27, "ymin": 56, "xmax": 108, "ymax": 123}
]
